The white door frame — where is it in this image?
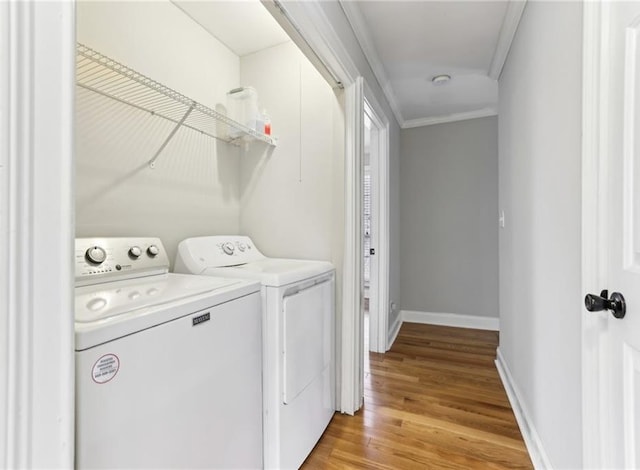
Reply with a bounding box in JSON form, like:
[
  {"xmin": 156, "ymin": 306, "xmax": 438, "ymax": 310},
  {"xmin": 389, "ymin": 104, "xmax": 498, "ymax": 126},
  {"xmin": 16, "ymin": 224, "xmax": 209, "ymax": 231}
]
[
  {"xmin": 341, "ymin": 76, "xmax": 365, "ymax": 413},
  {"xmin": 581, "ymin": 0, "xmax": 614, "ymax": 467},
  {"xmin": 1, "ymin": 1, "xmax": 75, "ymax": 467},
  {"xmin": 363, "ymin": 88, "xmax": 390, "ymax": 354},
  {"xmin": 263, "ymin": 0, "xmax": 392, "ymax": 414}
]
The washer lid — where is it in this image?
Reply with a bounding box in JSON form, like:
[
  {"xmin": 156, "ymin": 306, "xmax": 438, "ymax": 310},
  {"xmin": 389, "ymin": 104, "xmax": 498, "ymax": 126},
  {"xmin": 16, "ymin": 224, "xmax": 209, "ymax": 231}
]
[
  {"xmin": 202, "ymin": 258, "xmax": 334, "ymax": 287},
  {"xmin": 75, "ymin": 273, "xmax": 260, "ymax": 351},
  {"xmin": 75, "ymin": 273, "xmax": 241, "ymax": 324}
]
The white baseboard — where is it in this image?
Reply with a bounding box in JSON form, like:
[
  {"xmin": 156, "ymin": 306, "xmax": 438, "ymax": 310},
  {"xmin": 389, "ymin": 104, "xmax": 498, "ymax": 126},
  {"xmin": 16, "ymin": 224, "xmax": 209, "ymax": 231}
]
[
  {"xmin": 401, "ymin": 310, "xmax": 500, "ymax": 331},
  {"xmin": 387, "ymin": 313, "xmax": 402, "ymax": 350},
  {"xmin": 495, "ymin": 348, "xmax": 552, "ymax": 470}
]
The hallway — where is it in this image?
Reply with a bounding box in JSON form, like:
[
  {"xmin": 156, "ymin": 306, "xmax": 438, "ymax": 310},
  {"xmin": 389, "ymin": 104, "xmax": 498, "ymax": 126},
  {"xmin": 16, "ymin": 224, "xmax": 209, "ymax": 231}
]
[{"xmin": 302, "ymin": 323, "xmax": 532, "ymax": 469}]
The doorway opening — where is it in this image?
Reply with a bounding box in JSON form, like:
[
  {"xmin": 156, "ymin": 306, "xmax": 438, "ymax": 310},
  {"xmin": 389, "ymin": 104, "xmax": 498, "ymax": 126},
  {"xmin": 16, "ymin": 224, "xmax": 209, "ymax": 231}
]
[
  {"xmin": 362, "ymin": 97, "xmax": 389, "ymax": 356},
  {"xmin": 363, "ymin": 112, "xmax": 372, "ymax": 353}
]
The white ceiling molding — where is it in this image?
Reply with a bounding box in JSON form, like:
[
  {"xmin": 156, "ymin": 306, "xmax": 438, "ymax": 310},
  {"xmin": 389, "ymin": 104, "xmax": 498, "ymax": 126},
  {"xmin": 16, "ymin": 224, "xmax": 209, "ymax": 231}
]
[
  {"xmin": 402, "ymin": 107, "xmax": 498, "ymax": 129},
  {"xmin": 339, "ymin": 0, "xmax": 406, "ymax": 127},
  {"xmin": 489, "ymin": 0, "xmax": 527, "ymax": 80}
]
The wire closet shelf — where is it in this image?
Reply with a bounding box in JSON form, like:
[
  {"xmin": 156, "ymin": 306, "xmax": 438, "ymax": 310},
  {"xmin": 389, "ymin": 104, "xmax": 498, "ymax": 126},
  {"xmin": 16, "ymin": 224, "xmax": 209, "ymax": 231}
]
[{"xmin": 76, "ymin": 43, "xmax": 276, "ymax": 168}]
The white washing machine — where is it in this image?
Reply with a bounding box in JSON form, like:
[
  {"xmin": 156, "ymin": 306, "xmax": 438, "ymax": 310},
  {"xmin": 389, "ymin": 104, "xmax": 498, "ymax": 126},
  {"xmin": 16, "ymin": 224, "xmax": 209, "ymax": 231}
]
[
  {"xmin": 74, "ymin": 237, "xmax": 263, "ymax": 469},
  {"xmin": 175, "ymin": 236, "xmax": 335, "ymax": 470}
]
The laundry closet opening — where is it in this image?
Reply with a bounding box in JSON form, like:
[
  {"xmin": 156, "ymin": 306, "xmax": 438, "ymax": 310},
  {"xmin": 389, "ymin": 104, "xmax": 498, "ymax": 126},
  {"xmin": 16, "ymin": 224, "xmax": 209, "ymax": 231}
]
[{"xmin": 75, "ymin": 0, "xmax": 345, "ymax": 282}]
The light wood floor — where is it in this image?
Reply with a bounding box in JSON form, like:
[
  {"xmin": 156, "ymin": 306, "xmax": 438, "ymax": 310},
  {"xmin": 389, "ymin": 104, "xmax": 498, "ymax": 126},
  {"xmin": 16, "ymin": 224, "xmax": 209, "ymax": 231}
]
[{"xmin": 301, "ymin": 323, "xmax": 533, "ymax": 469}]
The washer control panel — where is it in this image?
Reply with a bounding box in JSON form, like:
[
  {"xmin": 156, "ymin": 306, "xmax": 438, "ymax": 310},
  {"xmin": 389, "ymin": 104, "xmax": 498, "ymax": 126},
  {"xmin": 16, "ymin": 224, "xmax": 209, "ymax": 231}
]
[{"xmin": 75, "ymin": 237, "xmax": 169, "ymax": 286}]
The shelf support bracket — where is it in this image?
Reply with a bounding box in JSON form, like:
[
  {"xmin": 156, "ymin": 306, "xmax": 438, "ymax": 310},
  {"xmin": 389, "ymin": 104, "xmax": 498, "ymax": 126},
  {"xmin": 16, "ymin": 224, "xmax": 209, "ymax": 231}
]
[{"xmin": 148, "ymin": 103, "xmax": 195, "ymax": 169}]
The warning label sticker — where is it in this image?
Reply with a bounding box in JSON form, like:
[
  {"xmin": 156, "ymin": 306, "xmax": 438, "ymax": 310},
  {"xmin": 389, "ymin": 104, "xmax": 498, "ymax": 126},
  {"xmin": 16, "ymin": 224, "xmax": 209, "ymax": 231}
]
[{"xmin": 92, "ymin": 354, "xmax": 120, "ymax": 384}]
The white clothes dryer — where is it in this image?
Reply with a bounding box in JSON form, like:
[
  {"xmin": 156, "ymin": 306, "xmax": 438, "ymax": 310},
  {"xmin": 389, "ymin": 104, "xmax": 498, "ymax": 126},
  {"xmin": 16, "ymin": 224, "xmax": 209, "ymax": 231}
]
[
  {"xmin": 175, "ymin": 236, "xmax": 335, "ymax": 470},
  {"xmin": 75, "ymin": 237, "xmax": 263, "ymax": 469}
]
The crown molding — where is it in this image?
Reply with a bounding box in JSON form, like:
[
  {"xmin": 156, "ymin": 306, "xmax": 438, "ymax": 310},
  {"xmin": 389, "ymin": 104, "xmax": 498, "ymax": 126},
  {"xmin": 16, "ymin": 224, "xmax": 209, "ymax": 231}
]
[
  {"xmin": 489, "ymin": 0, "xmax": 527, "ymax": 80},
  {"xmin": 402, "ymin": 107, "xmax": 498, "ymax": 129},
  {"xmin": 339, "ymin": 1, "xmax": 519, "ymax": 126},
  {"xmin": 339, "ymin": 0, "xmax": 406, "ymax": 127}
]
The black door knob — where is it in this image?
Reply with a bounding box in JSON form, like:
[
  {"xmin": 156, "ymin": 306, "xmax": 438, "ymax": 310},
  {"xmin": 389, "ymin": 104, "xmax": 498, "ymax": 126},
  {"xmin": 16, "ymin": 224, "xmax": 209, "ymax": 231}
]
[
  {"xmin": 585, "ymin": 289, "xmax": 626, "ymax": 319},
  {"xmin": 585, "ymin": 289, "xmax": 609, "ymax": 311}
]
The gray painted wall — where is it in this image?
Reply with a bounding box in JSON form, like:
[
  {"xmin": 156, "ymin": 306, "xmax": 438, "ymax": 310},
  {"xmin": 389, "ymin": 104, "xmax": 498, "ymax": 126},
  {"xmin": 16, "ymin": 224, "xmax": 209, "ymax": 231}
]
[
  {"xmin": 400, "ymin": 117, "xmax": 498, "ymax": 318},
  {"xmin": 389, "ymin": 121, "xmax": 401, "ymax": 331},
  {"xmin": 498, "ymin": 2, "xmax": 583, "ymax": 467}
]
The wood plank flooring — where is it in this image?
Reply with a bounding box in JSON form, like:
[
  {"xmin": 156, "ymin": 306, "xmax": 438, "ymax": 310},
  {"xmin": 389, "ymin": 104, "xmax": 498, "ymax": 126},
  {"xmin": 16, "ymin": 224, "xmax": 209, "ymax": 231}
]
[{"xmin": 301, "ymin": 323, "xmax": 533, "ymax": 469}]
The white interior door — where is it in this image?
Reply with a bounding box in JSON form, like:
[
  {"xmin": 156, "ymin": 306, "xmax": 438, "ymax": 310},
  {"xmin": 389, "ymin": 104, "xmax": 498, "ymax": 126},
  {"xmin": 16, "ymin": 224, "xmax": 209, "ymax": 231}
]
[
  {"xmin": 363, "ymin": 104, "xmax": 379, "ymax": 352},
  {"xmin": 587, "ymin": 2, "xmax": 640, "ymax": 467},
  {"xmin": 363, "ymin": 94, "xmax": 389, "ymax": 354},
  {"xmin": 363, "ymin": 109, "xmax": 377, "ymax": 352}
]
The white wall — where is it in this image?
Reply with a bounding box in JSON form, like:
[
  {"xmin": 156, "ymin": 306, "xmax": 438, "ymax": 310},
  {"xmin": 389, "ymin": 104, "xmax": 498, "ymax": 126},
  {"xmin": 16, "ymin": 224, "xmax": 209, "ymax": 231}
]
[
  {"xmin": 76, "ymin": 1, "xmax": 345, "ymax": 271},
  {"xmin": 76, "ymin": 1, "xmax": 238, "ymax": 110},
  {"xmin": 238, "ymin": 44, "xmax": 345, "ymax": 393},
  {"xmin": 239, "ymin": 42, "xmax": 337, "ymax": 262},
  {"xmin": 290, "ymin": 1, "xmax": 403, "ymax": 333},
  {"xmin": 76, "ymin": 1, "xmax": 241, "ymax": 264},
  {"xmin": 400, "ymin": 117, "xmax": 498, "ymax": 319},
  {"xmin": 498, "ymin": 2, "xmax": 583, "ymax": 467}
]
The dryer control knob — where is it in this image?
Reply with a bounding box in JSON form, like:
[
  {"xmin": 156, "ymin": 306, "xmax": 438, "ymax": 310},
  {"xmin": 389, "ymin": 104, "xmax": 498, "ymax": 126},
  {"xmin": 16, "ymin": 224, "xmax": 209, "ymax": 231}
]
[
  {"xmin": 85, "ymin": 246, "xmax": 106, "ymax": 265},
  {"xmin": 147, "ymin": 245, "xmax": 160, "ymax": 257},
  {"xmin": 129, "ymin": 246, "xmax": 142, "ymax": 258},
  {"xmin": 222, "ymin": 242, "xmax": 235, "ymax": 255},
  {"xmin": 238, "ymin": 242, "xmax": 246, "ymax": 252}
]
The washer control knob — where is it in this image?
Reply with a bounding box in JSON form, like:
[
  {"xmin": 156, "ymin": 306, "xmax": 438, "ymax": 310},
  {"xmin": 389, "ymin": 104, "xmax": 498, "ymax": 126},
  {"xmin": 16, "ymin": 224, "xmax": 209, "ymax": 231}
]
[
  {"xmin": 238, "ymin": 242, "xmax": 246, "ymax": 252},
  {"xmin": 85, "ymin": 246, "xmax": 106, "ymax": 265},
  {"xmin": 129, "ymin": 246, "xmax": 142, "ymax": 258},
  {"xmin": 222, "ymin": 242, "xmax": 235, "ymax": 255},
  {"xmin": 147, "ymin": 245, "xmax": 160, "ymax": 257}
]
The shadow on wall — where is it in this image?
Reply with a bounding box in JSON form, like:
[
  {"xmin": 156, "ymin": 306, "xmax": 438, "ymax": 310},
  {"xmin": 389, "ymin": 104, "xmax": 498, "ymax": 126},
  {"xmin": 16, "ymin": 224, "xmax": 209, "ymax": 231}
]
[
  {"xmin": 75, "ymin": 87, "xmax": 244, "ymax": 258},
  {"xmin": 238, "ymin": 141, "xmax": 275, "ymax": 204},
  {"xmin": 76, "ymin": 89, "xmax": 244, "ymax": 209}
]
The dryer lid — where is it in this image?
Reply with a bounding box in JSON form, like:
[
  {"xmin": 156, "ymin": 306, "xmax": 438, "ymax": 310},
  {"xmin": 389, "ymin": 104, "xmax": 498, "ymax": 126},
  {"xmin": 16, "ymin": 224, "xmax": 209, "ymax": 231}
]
[{"xmin": 202, "ymin": 258, "xmax": 334, "ymax": 287}]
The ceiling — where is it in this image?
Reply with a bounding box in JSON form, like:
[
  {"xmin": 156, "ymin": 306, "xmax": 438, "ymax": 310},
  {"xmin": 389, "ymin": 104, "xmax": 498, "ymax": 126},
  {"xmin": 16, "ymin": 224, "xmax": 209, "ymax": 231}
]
[
  {"xmin": 173, "ymin": 0, "xmax": 525, "ymax": 128},
  {"xmin": 341, "ymin": 1, "xmax": 526, "ymax": 128},
  {"xmin": 172, "ymin": 0, "xmax": 290, "ymax": 57}
]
